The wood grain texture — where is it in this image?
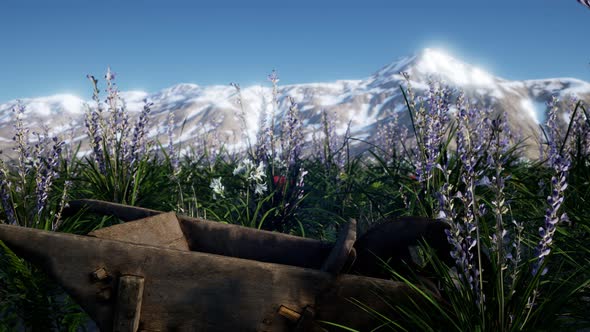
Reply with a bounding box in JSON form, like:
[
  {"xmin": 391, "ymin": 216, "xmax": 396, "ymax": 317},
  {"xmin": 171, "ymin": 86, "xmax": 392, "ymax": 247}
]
[
  {"xmin": 114, "ymin": 276, "xmax": 144, "ymax": 332},
  {"xmin": 0, "ymin": 224, "xmax": 419, "ymax": 331},
  {"xmin": 89, "ymin": 212, "xmax": 190, "ymax": 251},
  {"xmin": 67, "ymin": 199, "xmax": 334, "ymax": 269},
  {"xmin": 320, "ymin": 219, "xmax": 356, "ymax": 274}
]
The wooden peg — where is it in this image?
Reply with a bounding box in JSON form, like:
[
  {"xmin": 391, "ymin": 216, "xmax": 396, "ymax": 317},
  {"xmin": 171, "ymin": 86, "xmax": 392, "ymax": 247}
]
[
  {"xmin": 278, "ymin": 305, "xmax": 301, "ymax": 322},
  {"xmin": 113, "ymin": 275, "xmax": 145, "ymax": 332},
  {"xmin": 91, "ymin": 267, "xmax": 109, "ymax": 282}
]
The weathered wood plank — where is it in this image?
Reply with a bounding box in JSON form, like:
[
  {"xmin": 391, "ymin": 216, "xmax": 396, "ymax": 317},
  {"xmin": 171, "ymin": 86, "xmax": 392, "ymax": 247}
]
[
  {"xmin": 177, "ymin": 217, "xmax": 333, "ymax": 269},
  {"xmin": 89, "ymin": 212, "xmax": 190, "ymax": 251},
  {"xmin": 321, "ymin": 219, "xmax": 356, "ymax": 274},
  {"xmin": 64, "ymin": 199, "xmax": 161, "ymax": 221},
  {"xmin": 114, "ymin": 275, "xmax": 144, "ymax": 332},
  {"xmin": 66, "ymin": 199, "xmax": 334, "ymax": 269},
  {"xmin": 0, "ymin": 224, "xmax": 420, "ymax": 332}
]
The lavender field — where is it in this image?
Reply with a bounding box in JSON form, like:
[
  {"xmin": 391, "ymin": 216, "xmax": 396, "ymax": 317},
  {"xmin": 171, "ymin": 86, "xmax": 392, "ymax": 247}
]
[{"xmin": 0, "ymin": 67, "xmax": 588, "ymax": 331}]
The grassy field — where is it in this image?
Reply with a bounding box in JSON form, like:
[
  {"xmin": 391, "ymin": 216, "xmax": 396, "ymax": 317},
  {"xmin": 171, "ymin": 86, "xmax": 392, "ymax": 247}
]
[{"xmin": 0, "ymin": 72, "xmax": 588, "ymax": 331}]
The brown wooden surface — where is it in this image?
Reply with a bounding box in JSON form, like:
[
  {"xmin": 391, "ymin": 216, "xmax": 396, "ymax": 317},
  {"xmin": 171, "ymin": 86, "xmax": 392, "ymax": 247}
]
[
  {"xmin": 0, "ymin": 224, "xmax": 419, "ymax": 332},
  {"xmin": 113, "ymin": 275, "xmax": 144, "ymax": 332},
  {"xmin": 64, "ymin": 199, "xmax": 162, "ymax": 221},
  {"xmin": 68, "ymin": 199, "xmax": 334, "ymax": 269},
  {"xmin": 320, "ymin": 219, "xmax": 356, "ymax": 274},
  {"xmin": 89, "ymin": 212, "xmax": 190, "ymax": 251}
]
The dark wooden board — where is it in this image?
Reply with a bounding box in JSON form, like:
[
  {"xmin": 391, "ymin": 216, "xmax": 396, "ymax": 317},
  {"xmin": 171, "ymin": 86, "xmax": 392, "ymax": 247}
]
[
  {"xmin": 67, "ymin": 199, "xmax": 334, "ymax": 269},
  {"xmin": 0, "ymin": 225, "xmax": 418, "ymax": 332}
]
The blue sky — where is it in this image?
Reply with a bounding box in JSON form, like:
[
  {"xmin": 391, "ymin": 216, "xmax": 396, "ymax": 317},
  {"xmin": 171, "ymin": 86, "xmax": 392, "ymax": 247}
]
[{"xmin": 1, "ymin": 0, "xmax": 589, "ymax": 102}]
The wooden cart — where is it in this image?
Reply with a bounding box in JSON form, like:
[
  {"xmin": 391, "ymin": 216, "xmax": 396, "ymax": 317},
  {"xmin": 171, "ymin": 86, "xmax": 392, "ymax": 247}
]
[{"xmin": 0, "ymin": 200, "xmax": 429, "ymax": 332}]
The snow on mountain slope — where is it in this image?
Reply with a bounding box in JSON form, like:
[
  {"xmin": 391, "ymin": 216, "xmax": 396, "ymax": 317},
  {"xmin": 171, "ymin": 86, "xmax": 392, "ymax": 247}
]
[
  {"xmin": 0, "ymin": 48, "xmax": 588, "ymax": 158},
  {"xmin": 410, "ymin": 48, "xmax": 497, "ymax": 87},
  {"xmin": 0, "ymin": 94, "xmax": 85, "ymax": 120}
]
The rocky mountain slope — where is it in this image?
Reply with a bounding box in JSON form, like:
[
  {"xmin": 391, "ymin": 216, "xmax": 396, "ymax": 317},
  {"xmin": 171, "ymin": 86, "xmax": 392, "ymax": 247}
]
[{"xmin": 0, "ymin": 48, "xmax": 588, "ymax": 158}]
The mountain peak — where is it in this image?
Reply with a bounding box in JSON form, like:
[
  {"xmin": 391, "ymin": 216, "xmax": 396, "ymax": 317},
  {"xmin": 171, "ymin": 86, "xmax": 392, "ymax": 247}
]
[
  {"xmin": 414, "ymin": 48, "xmax": 496, "ymax": 86},
  {"xmin": 417, "ymin": 47, "xmax": 454, "ymax": 61},
  {"xmin": 373, "ymin": 48, "xmax": 497, "ymax": 87},
  {"xmin": 0, "ymin": 49, "xmax": 589, "ymax": 159}
]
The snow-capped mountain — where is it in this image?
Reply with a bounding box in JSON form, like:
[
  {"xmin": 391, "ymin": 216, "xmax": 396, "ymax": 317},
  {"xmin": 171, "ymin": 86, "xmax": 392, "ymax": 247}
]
[{"xmin": 0, "ymin": 48, "xmax": 589, "ymax": 158}]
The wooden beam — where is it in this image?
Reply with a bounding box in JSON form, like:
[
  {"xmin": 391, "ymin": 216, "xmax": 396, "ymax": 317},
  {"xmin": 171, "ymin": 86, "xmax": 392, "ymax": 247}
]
[
  {"xmin": 0, "ymin": 224, "xmax": 421, "ymax": 331},
  {"xmin": 113, "ymin": 275, "xmax": 145, "ymax": 332}
]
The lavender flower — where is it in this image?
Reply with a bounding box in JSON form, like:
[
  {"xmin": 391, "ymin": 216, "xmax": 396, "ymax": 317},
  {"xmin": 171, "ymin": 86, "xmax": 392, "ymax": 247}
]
[
  {"xmin": 12, "ymin": 103, "xmax": 30, "ymax": 191},
  {"xmin": 446, "ymin": 96, "xmax": 489, "ymax": 308},
  {"xmin": 4, "ymin": 104, "xmax": 67, "ymax": 227},
  {"xmin": 412, "ymin": 79, "xmax": 452, "ymax": 183},
  {"xmin": 533, "ymin": 97, "xmax": 571, "ymax": 276},
  {"xmin": 87, "ymin": 74, "xmax": 100, "ymax": 104},
  {"xmin": 266, "ymin": 70, "xmax": 280, "ymax": 164},
  {"xmin": 87, "ymin": 73, "xmax": 108, "ymax": 135},
  {"xmin": 486, "ymin": 111, "xmax": 512, "ymax": 167},
  {"xmin": 231, "ymin": 82, "xmax": 255, "ymax": 154},
  {"xmin": 104, "ymin": 66, "xmax": 122, "ymax": 154},
  {"xmin": 254, "ymin": 95, "xmax": 271, "ymax": 163},
  {"xmin": 34, "ymin": 136, "xmax": 64, "ymax": 222},
  {"xmin": 85, "ymin": 68, "xmax": 148, "ymax": 176},
  {"xmin": 318, "ymin": 110, "xmax": 333, "ymax": 167},
  {"xmin": 544, "ymin": 97, "xmax": 561, "ymax": 167},
  {"xmin": 128, "ymin": 99, "xmax": 153, "ymax": 167},
  {"xmin": 507, "ymin": 218, "xmax": 524, "ymax": 292},
  {"xmin": 252, "ymin": 72, "xmax": 283, "ymax": 165},
  {"xmin": 375, "ymin": 110, "xmax": 402, "ymax": 165},
  {"xmin": 167, "ymin": 111, "xmax": 179, "ymax": 172},
  {"xmin": 486, "ymin": 111, "xmax": 513, "ymax": 294},
  {"xmin": 0, "ymin": 159, "xmax": 17, "ymax": 225},
  {"xmin": 280, "ymin": 96, "xmax": 304, "ymax": 167},
  {"xmin": 84, "ymin": 77, "xmax": 106, "ymax": 174}
]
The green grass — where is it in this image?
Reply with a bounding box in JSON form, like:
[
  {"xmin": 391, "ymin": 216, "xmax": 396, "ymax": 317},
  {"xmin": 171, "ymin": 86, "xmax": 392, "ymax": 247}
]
[{"xmin": 0, "ymin": 75, "xmax": 587, "ymax": 331}]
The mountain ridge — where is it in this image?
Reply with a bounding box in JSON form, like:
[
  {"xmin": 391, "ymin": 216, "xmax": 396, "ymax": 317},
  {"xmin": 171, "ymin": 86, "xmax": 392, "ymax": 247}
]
[{"xmin": 0, "ymin": 48, "xmax": 589, "ymax": 158}]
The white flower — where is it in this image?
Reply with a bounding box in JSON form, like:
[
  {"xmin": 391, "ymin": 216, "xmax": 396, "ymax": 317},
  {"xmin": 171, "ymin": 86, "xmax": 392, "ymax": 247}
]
[
  {"xmin": 233, "ymin": 164, "xmax": 244, "ymax": 176},
  {"xmin": 254, "ymin": 183, "xmax": 267, "ymax": 195},
  {"xmin": 233, "ymin": 159, "xmax": 254, "ymax": 176},
  {"xmin": 209, "ymin": 177, "xmax": 225, "ymax": 199},
  {"xmin": 243, "ymin": 159, "xmax": 254, "ymax": 170},
  {"xmin": 248, "ymin": 161, "xmax": 266, "ymax": 183}
]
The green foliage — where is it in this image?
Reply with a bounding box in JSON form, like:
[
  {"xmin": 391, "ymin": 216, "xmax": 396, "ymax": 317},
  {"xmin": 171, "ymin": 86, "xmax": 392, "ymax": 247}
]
[
  {"xmin": 0, "ymin": 242, "xmax": 87, "ymax": 331},
  {"xmin": 345, "ymin": 88, "xmax": 590, "ymax": 332},
  {"xmin": 0, "ymin": 72, "xmax": 587, "ymax": 331},
  {"xmin": 362, "ymin": 243, "xmax": 590, "ymax": 332},
  {"xmin": 75, "ymin": 155, "xmax": 174, "ymax": 210}
]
